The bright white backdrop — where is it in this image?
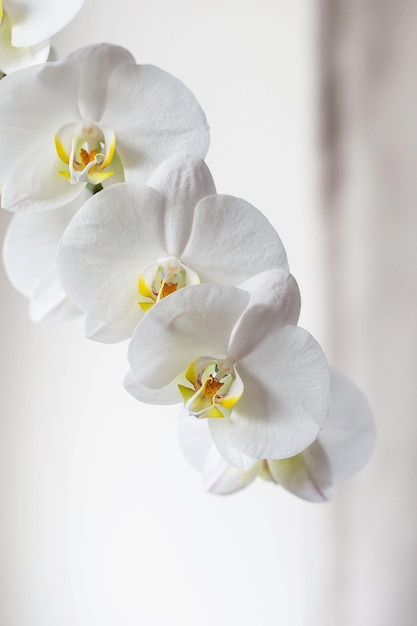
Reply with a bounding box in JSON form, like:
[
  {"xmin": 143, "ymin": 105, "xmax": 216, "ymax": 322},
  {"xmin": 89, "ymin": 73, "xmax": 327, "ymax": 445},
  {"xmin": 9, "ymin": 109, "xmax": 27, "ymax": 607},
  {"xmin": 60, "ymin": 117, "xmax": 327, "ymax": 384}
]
[{"xmin": 0, "ymin": 1, "xmax": 328, "ymax": 624}]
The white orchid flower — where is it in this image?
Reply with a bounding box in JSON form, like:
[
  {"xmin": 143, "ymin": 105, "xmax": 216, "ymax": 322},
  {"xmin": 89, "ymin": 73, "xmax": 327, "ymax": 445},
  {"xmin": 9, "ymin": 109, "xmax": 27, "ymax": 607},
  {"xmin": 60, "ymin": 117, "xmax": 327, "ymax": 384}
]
[
  {"xmin": 0, "ymin": 43, "xmax": 209, "ymax": 213},
  {"xmin": 124, "ymin": 270, "xmax": 331, "ymax": 466},
  {"xmin": 178, "ymin": 368, "xmax": 376, "ymax": 500},
  {"xmin": 2, "ymin": 189, "xmax": 92, "ymax": 322},
  {"xmin": 57, "ymin": 154, "xmax": 289, "ymax": 343},
  {"xmin": 0, "ymin": 0, "xmax": 85, "ymax": 74}
]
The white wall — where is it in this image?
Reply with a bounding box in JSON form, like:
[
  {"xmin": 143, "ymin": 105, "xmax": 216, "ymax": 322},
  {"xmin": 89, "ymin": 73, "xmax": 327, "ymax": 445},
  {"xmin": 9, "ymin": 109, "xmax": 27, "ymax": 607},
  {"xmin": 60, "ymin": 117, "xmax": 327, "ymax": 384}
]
[{"xmin": 0, "ymin": 2, "xmax": 325, "ymax": 624}]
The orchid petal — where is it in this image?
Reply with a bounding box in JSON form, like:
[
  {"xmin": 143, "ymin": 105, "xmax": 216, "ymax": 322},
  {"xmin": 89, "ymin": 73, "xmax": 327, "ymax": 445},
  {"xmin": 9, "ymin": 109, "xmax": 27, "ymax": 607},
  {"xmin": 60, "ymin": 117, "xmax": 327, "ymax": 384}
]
[
  {"xmin": 127, "ymin": 284, "xmax": 249, "ymax": 391},
  {"xmin": 3, "ymin": 202, "xmax": 77, "ymax": 298},
  {"xmin": 102, "ymin": 64, "xmax": 209, "ymax": 182},
  {"xmin": 209, "ymin": 325, "xmax": 331, "ymax": 464},
  {"xmin": 147, "ymin": 154, "xmax": 216, "ymax": 254},
  {"xmin": 181, "ymin": 195, "xmax": 289, "ymax": 285},
  {"xmin": 267, "ymin": 446, "xmax": 333, "ymax": 502},
  {"xmin": 8, "ymin": 0, "xmax": 85, "ymax": 48},
  {"xmin": 177, "ymin": 410, "xmax": 213, "ymax": 472},
  {"xmin": 318, "ymin": 367, "xmax": 376, "ymax": 483},
  {"xmin": 204, "ymin": 419, "xmax": 262, "ymax": 471},
  {"xmin": 203, "ymin": 445, "xmax": 259, "ymax": 495},
  {"xmin": 265, "ymin": 370, "xmax": 375, "ymax": 499},
  {"xmin": 177, "ymin": 409, "xmax": 259, "ymax": 492},
  {"xmin": 57, "ymin": 183, "xmax": 166, "ymax": 322},
  {"xmin": 123, "ymin": 369, "xmax": 180, "ymax": 405},
  {"xmin": 0, "ymin": 10, "xmax": 49, "ymax": 74},
  {"xmin": 228, "ymin": 270, "xmax": 301, "ymax": 361},
  {"xmin": 0, "ymin": 59, "xmax": 82, "ymax": 209},
  {"xmin": 84, "ymin": 303, "xmax": 142, "ymax": 344},
  {"xmin": 67, "ymin": 43, "xmax": 136, "ymax": 122},
  {"xmin": 29, "ymin": 265, "xmax": 80, "ymax": 323},
  {"xmin": 2, "ymin": 191, "xmax": 88, "ymax": 322},
  {"xmin": 2, "ymin": 146, "xmax": 84, "ymax": 212}
]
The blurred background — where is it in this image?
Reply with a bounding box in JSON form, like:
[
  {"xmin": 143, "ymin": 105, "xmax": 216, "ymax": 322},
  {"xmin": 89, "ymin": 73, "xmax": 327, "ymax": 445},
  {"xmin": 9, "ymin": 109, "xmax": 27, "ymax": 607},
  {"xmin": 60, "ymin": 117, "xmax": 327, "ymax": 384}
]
[{"xmin": 0, "ymin": 0, "xmax": 414, "ymax": 624}]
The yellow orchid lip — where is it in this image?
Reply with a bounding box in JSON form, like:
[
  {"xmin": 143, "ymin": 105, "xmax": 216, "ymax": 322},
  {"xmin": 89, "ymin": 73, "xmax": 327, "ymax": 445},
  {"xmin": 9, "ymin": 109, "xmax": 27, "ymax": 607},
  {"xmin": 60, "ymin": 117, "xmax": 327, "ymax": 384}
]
[
  {"xmin": 55, "ymin": 122, "xmax": 117, "ymax": 185},
  {"xmin": 138, "ymin": 256, "xmax": 200, "ymax": 312},
  {"xmin": 179, "ymin": 357, "xmax": 244, "ymax": 419}
]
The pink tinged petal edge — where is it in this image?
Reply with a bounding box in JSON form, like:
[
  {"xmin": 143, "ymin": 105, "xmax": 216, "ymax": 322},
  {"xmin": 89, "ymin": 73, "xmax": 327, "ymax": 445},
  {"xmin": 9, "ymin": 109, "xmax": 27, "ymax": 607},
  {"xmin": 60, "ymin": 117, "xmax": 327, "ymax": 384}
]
[
  {"xmin": 127, "ymin": 284, "xmax": 250, "ymax": 392},
  {"xmin": 267, "ymin": 445, "xmax": 333, "ymax": 503},
  {"xmin": 9, "ymin": 0, "xmax": 86, "ymax": 48},
  {"xmin": 147, "ymin": 154, "xmax": 216, "ymax": 255},
  {"xmin": 266, "ymin": 369, "xmax": 376, "ymax": 500},
  {"xmin": 181, "ymin": 195, "xmax": 289, "ymax": 285},
  {"xmin": 228, "ymin": 269, "xmax": 301, "ymax": 361},
  {"xmin": 203, "ymin": 445, "xmax": 259, "ymax": 495},
  {"xmin": 102, "ymin": 64, "xmax": 210, "ymax": 182},
  {"xmin": 209, "ymin": 325, "xmax": 331, "ymax": 464},
  {"xmin": 177, "ymin": 409, "xmax": 259, "ymax": 493},
  {"xmin": 57, "ymin": 183, "xmax": 166, "ymax": 322},
  {"xmin": 207, "ymin": 416, "xmax": 264, "ymax": 471}
]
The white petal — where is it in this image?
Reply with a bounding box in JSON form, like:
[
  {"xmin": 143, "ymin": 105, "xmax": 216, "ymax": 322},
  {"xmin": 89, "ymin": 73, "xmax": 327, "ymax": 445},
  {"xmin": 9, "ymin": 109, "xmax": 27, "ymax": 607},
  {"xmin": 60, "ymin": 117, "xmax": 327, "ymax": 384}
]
[
  {"xmin": 177, "ymin": 410, "xmax": 214, "ymax": 472},
  {"xmin": 123, "ymin": 369, "xmax": 180, "ymax": 405},
  {"xmin": 0, "ymin": 59, "xmax": 82, "ymax": 209},
  {"xmin": 181, "ymin": 195, "xmax": 289, "ymax": 284},
  {"xmin": 2, "ymin": 149, "xmax": 84, "ymax": 212},
  {"xmin": 177, "ymin": 409, "xmax": 259, "ymax": 491},
  {"xmin": 318, "ymin": 367, "xmax": 376, "ymax": 484},
  {"xmin": 203, "ymin": 445, "xmax": 259, "ymax": 495},
  {"xmin": 102, "ymin": 64, "xmax": 210, "ymax": 182},
  {"xmin": 57, "ymin": 183, "xmax": 166, "ymax": 322},
  {"xmin": 3, "ymin": 191, "xmax": 87, "ymax": 298},
  {"xmin": 228, "ymin": 270, "xmax": 301, "ymax": 361},
  {"xmin": 84, "ymin": 303, "xmax": 142, "ymax": 344},
  {"xmin": 29, "ymin": 265, "xmax": 80, "ymax": 323},
  {"xmin": 8, "ymin": 0, "xmax": 85, "ymax": 48},
  {"xmin": 0, "ymin": 11, "xmax": 49, "ymax": 74},
  {"xmin": 128, "ymin": 284, "xmax": 249, "ymax": 391},
  {"xmin": 209, "ymin": 325, "xmax": 331, "ymax": 462},
  {"xmin": 262, "ymin": 368, "xmax": 375, "ymax": 501},
  {"xmin": 206, "ymin": 421, "xmax": 263, "ymax": 471},
  {"xmin": 147, "ymin": 154, "xmax": 216, "ymax": 254},
  {"xmin": 67, "ymin": 43, "xmax": 136, "ymax": 122},
  {"xmin": 267, "ymin": 446, "xmax": 333, "ymax": 502}
]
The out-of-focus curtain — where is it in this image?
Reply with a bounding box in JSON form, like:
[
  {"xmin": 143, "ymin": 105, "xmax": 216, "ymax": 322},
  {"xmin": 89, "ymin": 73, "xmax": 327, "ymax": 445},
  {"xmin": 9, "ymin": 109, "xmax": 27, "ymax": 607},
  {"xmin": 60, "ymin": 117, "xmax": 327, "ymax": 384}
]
[{"xmin": 317, "ymin": 1, "xmax": 417, "ymax": 623}]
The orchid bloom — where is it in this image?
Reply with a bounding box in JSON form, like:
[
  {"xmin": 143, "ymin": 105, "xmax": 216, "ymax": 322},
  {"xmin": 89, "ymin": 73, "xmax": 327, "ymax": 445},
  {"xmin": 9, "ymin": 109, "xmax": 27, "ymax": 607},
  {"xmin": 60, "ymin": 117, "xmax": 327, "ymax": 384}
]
[
  {"xmin": 0, "ymin": 0, "xmax": 85, "ymax": 74},
  {"xmin": 178, "ymin": 368, "xmax": 376, "ymax": 500},
  {"xmin": 0, "ymin": 43, "xmax": 209, "ymax": 213},
  {"xmin": 125, "ymin": 270, "xmax": 331, "ymax": 467},
  {"xmin": 57, "ymin": 154, "xmax": 289, "ymax": 343}
]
